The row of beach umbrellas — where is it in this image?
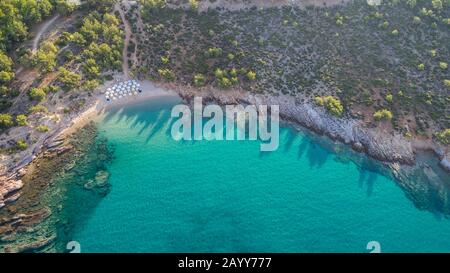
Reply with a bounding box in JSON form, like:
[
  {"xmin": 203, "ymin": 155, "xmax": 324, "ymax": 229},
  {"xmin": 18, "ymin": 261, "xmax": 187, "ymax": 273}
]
[{"xmin": 105, "ymin": 80, "xmax": 142, "ymax": 101}]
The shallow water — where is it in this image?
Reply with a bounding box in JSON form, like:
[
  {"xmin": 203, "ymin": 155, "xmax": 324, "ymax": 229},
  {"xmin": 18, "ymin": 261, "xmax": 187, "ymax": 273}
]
[{"xmin": 66, "ymin": 96, "xmax": 450, "ymax": 253}]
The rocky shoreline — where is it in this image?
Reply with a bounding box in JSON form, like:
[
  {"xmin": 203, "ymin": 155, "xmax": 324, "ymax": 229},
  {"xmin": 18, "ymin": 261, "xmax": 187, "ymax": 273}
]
[
  {"xmin": 0, "ymin": 122, "xmax": 112, "ymax": 252},
  {"xmin": 169, "ymin": 84, "xmax": 449, "ymax": 172}
]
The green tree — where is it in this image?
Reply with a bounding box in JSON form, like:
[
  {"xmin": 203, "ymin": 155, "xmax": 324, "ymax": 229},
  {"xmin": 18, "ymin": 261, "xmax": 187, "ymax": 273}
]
[
  {"xmin": 218, "ymin": 77, "xmax": 231, "ymax": 89},
  {"xmin": 36, "ymin": 125, "xmax": 49, "ymax": 132},
  {"xmin": 0, "ymin": 113, "xmax": 14, "ymax": 128},
  {"xmin": 158, "ymin": 68, "xmax": 174, "ymax": 81},
  {"xmin": 444, "ymin": 79, "xmax": 450, "ymax": 88},
  {"xmin": 189, "ymin": 0, "xmax": 199, "ymax": 10},
  {"xmin": 436, "ymin": 129, "xmax": 450, "ymax": 145},
  {"xmin": 373, "ymin": 109, "xmax": 393, "ymax": 121},
  {"xmin": 16, "ymin": 139, "xmax": 28, "ymax": 150},
  {"xmin": 28, "ymin": 105, "xmax": 49, "ymax": 114},
  {"xmin": 83, "ymin": 58, "xmax": 101, "ymax": 79},
  {"xmin": 386, "ymin": 93, "xmax": 393, "ymax": 103},
  {"xmin": 214, "ymin": 68, "xmax": 225, "ymax": 79},
  {"xmin": 58, "ymin": 67, "xmax": 81, "ymax": 90},
  {"xmin": 193, "ymin": 73, "xmax": 205, "ymax": 87},
  {"xmin": 431, "ymin": 0, "xmax": 443, "ymax": 10},
  {"xmin": 83, "ymin": 79, "xmax": 100, "ymax": 91},
  {"xmin": 33, "ymin": 41, "xmax": 58, "ymax": 72},
  {"xmin": 206, "ymin": 47, "xmax": 223, "ymax": 58},
  {"xmin": 315, "ymin": 96, "xmax": 344, "ymax": 116},
  {"xmin": 56, "ymin": 0, "xmax": 77, "ymax": 15},
  {"xmin": 246, "ymin": 71, "xmax": 256, "ymax": 81},
  {"xmin": 15, "ymin": 114, "xmax": 28, "ymax": 126},
  {"xmin": 0, "ymin": 52, "xmax": 14, "ymax": 83},
  {"xmin": 29, "ymin": 87, "xmax": 46, "ymax": 102}
]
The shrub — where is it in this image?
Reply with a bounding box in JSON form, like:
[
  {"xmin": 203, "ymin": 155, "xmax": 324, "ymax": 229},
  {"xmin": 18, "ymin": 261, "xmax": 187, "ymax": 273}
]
[
  {"xmin": 160, "ymin": 56, "xmax": 169, "ymax": 64},
  {"xmin": 29, "ymin": 87, "xmax": 46, "ymax": 102},
  {"xmin": 36, "ymin": 125, "xmax": 50, "ymax": 132},
  {"xmin": 193, "ymin": 74, "xmax": 205, "ymax": 87},
  {"xmin": 189, "ymin": 0, "xmax": 199, "ymax": 10},
  {"xmin": 28, "ymin": 105, "xmax": 49, "ymax": 114},
  {"xmin": 214, "ymin": 68, "xmax": 225, "ymax": 79},
  {"xmin": 373, "ymin": 109, "xmax": 393, "ymax": 121},
  {"xmin": 16, "ymin": 114, "xmax": 28, "ymax": 126},
  {"xmin": 444, "ymin": 79, "xmax": 450, "ymax": 88},
  {"xmin": 378, "ymin": 21, "xmax": 389, "ymax": 29},
  {"xmin": 206, "ymin": 47, "xmax": 222, "ymax": 58},
  {"xmin": 436, "ymin": 129, "xmax": 450, "ymax": 145},
  {"xmin": 0, "ymin": 114, "xmax": 14, "ymax": 128},
  {"xmin": 158, "ymin": 68, "xmax": 174, "ymax": 81},
  {"xmin": 229, "ymin": 68, "xmax": 237, "ymax": 77},
  {"xmin": 430, "ymin": 49, "xmax": 437, "ymax": 57},
  {"xmin": 246, "ymin": 71, "xmax": 256, "ymax": 81},
  {"xmin": 417, "ymin": 63, "xmax": 425, "ymax": 71},
  {"xmin": 16, "ymin": 140, "xmax": 28, "ymax": 150},
  {"xmin": 315, "ymin": 96, "xmax": 343, "ymax": 116},
  {"xmin": 218, "ymin": 77, "xmax": 232, "ymax": 89},
  {"xmin": 314, "ymin": 96, "xmax": 325, "ymax": 106},
  {"xmin": 386, "ymin": 93, "xmax": 393, "ymax": 103},
  {"xmin": 439, "ymin": 62, "xmax": 448, "ymax": 70},
  {"xmin": 391, "ymin": 29, "xmax": 399, "ymax": 36}
]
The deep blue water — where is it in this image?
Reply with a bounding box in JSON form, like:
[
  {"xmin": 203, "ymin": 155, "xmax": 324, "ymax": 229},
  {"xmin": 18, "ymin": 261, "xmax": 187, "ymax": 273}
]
[{"xmin": 68, "ymin": 96, "xmax": 450, "ymax": 252}]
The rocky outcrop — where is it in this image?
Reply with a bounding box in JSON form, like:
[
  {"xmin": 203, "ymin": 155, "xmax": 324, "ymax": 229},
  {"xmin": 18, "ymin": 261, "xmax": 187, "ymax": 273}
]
[
  {"xmin": 0, "ymin": 176, "xmax": 24, "ymax": 209},
  {"xmin": 249, "ymin": 93, "xmax": 415, "ymax": 165},
  {"xmin": 178, "ymin": 89, "xmax": 417, "ymax": 165},
  {"xmin": 176, "ymin": 87, "xmax": 420, "ymax": 165}
]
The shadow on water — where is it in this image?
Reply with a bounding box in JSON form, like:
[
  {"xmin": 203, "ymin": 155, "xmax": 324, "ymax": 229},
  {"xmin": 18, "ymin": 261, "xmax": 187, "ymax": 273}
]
[
  {"xmin": 291, "ymin": 129, "xmax": 329, "ymax": 169},
  {"xmin": 106, "ymin": 99, "xmax": 450, "ymax": 219},
  {"xmin": 285, "ymin": 123, "xmax": 450, "ymax": 218},
  {"xmin": 100, "ymin": 100, "xmax": 450, "ymax": 222}
]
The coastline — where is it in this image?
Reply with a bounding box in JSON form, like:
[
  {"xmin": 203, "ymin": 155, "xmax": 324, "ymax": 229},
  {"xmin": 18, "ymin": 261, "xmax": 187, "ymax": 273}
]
[
  {"xmin": 0, "ymin": 79, "xmax": 449, "ymax": 252},
  {"xmin": 1, "ymin": 79, "xmax": 449, "ymax": 211}
]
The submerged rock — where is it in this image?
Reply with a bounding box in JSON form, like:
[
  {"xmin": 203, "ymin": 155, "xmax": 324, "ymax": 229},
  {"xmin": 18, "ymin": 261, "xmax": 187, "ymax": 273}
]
[
  {"xmin": 439, "ymin": 157, "xmax": 450, "ymax": 172},
  {"xmin": 95, "ymin": 170, "xmax": 110, "ymax": 187}
]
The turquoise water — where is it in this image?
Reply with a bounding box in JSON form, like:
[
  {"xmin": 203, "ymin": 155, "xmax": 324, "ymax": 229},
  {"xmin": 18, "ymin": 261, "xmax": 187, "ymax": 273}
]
[{"xmin": 69, "ymin": 96, "xmax": 450, "ymax": 253}]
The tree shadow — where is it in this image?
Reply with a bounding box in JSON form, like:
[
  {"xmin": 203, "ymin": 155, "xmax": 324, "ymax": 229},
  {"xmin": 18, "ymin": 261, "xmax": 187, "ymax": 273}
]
[{"xmin": 357, "ymin": 166, "xmax": 378, "ymax": 197}]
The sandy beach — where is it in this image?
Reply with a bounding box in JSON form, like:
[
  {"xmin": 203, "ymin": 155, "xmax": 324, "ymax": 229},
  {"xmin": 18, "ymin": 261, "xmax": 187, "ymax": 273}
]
[{"xmin": 57, "ymin": 80, "xmax": 179, "ymax": 139}]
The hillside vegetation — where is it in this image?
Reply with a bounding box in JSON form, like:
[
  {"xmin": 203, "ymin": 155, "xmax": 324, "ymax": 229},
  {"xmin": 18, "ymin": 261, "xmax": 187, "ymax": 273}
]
[{"xmin": 133, "ymin": 0, "xmax": 449, "ymax": 143}]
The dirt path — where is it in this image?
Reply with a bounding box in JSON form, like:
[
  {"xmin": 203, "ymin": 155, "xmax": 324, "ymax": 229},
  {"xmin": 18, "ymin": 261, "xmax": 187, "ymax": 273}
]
[
  {"xmin": 32, "ymin": 14, "xmax": 60, "ymax": 52},
  {"xmin": 115, "ymin": 2, "xmax": 134, "ymax": 79}
]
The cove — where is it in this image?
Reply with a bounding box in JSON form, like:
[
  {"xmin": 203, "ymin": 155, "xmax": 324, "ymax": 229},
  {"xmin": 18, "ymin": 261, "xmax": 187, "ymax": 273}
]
[{"xmin": 65, "ymin": 96, "xmax": 450, "ymax": 253}]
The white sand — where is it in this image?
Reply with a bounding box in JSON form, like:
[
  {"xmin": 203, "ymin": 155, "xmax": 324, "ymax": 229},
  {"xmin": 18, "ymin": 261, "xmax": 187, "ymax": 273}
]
[{"xmin": 58, "ymin": 80, "xmax": 179, "ymax": 138}]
